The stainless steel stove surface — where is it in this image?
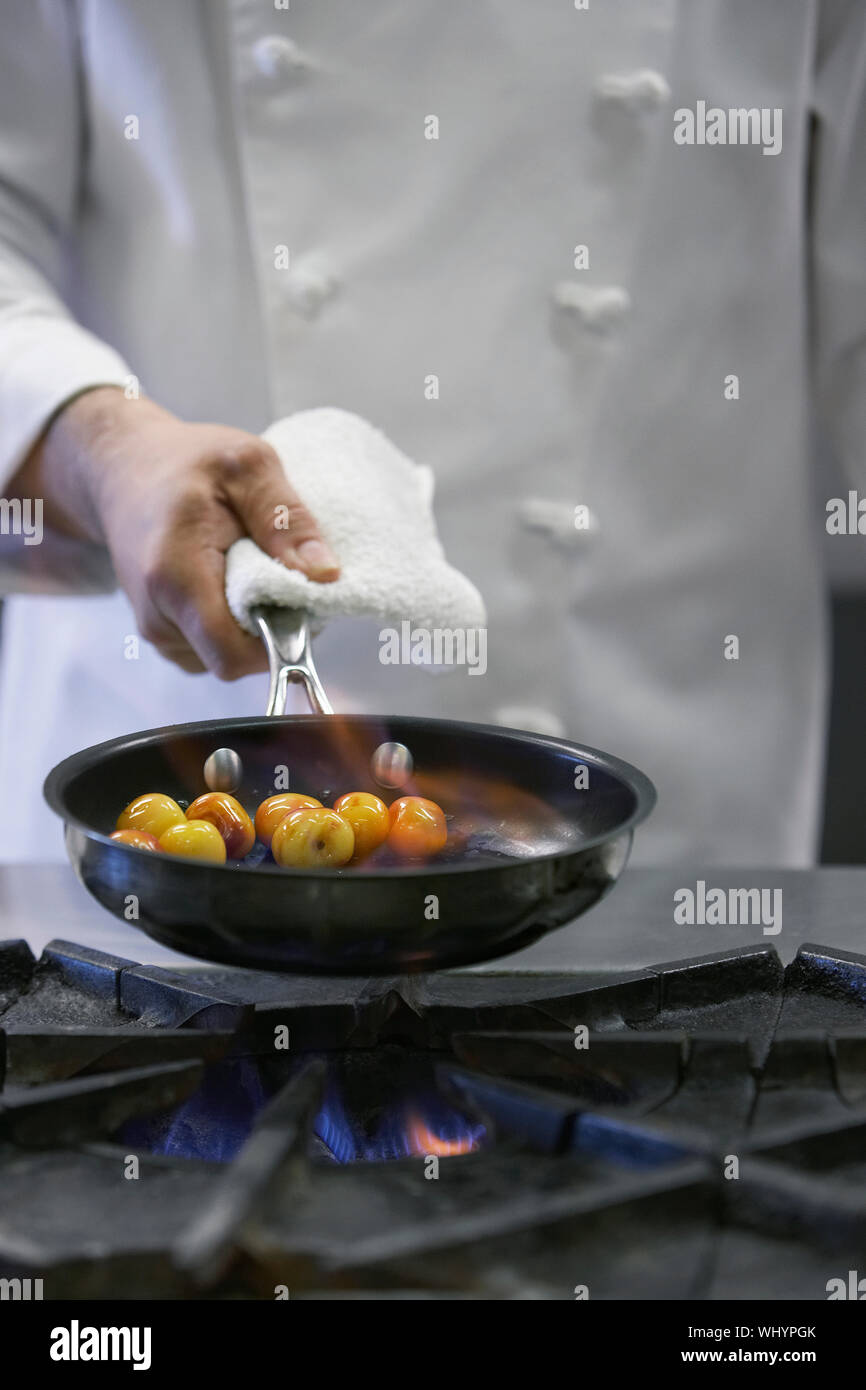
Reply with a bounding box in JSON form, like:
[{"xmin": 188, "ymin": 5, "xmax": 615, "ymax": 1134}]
[{"xmin": 2, "ymin": 931, "xmax": 866, "ymax": 1300}]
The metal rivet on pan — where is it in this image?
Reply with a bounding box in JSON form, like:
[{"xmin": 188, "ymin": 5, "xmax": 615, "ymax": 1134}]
[
  {"xmin": 204, "ymin": 748, "xmax": 243, "ymax": 793},
  {"xmin": 370, "ymin": 742, "xmax": 414, "ymax": 789}
]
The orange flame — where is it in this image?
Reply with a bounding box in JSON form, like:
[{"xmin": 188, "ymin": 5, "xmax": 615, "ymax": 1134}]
[{"xmin": 406, "ymin": 1111, "xmax": 480, "ymax": 1157}]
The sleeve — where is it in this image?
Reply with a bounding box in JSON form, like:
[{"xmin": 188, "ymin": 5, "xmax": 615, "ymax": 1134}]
[
  {"xmin": 0, "ymin": 0, "xmax": 131, "ymax": 490},
  {"xmin": 809, "ymin": 0, "xmax": 866, "ymax": 487}
]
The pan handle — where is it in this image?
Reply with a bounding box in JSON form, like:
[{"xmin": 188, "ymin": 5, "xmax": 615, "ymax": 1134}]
[{"xmin": 253, "ymin": 607, "xmax": 334, "ymax": 716}]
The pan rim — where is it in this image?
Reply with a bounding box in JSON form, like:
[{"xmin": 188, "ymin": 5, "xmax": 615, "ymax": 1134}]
[{"xmin": 43, "ymin": 714, "xmax": 657, "ymax": 879}]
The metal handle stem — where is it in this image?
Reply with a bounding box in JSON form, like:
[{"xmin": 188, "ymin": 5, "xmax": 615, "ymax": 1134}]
[{"xmin": 253, "ymin": 607, "xmax": 334, "ymax": 716}]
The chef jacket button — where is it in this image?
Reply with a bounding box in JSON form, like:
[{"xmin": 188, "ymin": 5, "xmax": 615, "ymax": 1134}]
[
  {"xmin": 493, "ymin": 706, "xmax": 566, "ymax": 739},
  {"xmin": 552, "ymin": 282, "xmax": 630, "ymax": 335},
  {"xmin": 253, "ymin": 34, "xmax": 311, "ymax": 80},
  {"xmin": 281, "ymin": 258, "xmax": 340, "ymax": 319},
  {"xmin": 593, "ymin": 69, "xmax": 670, "ymax": 116}
]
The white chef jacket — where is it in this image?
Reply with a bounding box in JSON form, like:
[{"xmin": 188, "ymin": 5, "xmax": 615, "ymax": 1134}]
[{"xmin": 0, "ymin": 0, "xmax": 864, "ymax": 866}]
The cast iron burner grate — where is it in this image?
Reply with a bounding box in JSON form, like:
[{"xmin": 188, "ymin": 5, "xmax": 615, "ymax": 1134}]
[{"xmin": 2, "ymin": 936, "xmax": 866, "ymax": 1299}]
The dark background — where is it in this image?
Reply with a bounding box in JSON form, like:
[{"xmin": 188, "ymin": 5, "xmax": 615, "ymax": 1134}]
[{"xmin": 821, "ymin": 592, "xmax": 866, "ymax": 863}]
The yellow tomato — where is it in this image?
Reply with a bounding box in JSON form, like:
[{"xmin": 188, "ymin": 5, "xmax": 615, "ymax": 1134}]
[
  {"xmin": 387, "ymin": 796, "xmax": 448, "ymax": 859},
  {"xmin": 159, "ymin": 819, "xmax": 227, "ymax": 864},
  {"xmin": 109, "ymin": 829, "xmax": 162, "ymax": 852},
  {"xmin": 271, "ymin": 807, "xmax": 354, "ymax": 869},
  {"xmin": 187, "ymin": 792, "xmax": 255, "ymax": 859},
  {"xmin": 116, "ymin": 792, "xmax": 186, "ymax": 840},
  {"xmin": 254, "ymin": 793, "xmax": 323, "ymax": 848},
  {"xmin": 333, "ymin": 791, "xmax": 390, "ymax": 858}
]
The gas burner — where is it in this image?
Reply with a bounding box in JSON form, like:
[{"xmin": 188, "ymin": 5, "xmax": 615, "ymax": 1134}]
[{"xmin": 2, "ymin": 937, "xmax": 866, "ymax": 1299}]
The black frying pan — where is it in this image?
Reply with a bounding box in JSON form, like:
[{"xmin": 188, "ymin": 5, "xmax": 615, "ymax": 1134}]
[{"xmin": 43, "ymin": 612, "xmax": 655, "ymax": 975}]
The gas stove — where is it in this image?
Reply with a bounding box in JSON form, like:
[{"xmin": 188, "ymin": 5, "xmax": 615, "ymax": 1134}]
[{"xmin": 2, "ymin": 933, "xmax": 866, "ymax": 1300}]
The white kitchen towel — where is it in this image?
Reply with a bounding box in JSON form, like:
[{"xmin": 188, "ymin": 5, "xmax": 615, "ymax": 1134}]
[{"xmin": 225, "ymin": 408, "xmax": 486, "ymax": 634}]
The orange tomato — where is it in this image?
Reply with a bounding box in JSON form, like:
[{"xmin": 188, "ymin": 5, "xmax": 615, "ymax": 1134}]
[
  {"xmin": 333, "ymin": 791, "xmax": 390, "ymax": 858},
  {"xmin": 254, "ymin": 792, "xmax": 323, "ymax": 848},
  {"xmin": 159, "ymin": 819, "xmax": 227, "ymax": 864},
  {"xmin": 187, "ymin": 792, "xmax": 255, "ymax": 859},
  {"xmin": 116, "ymin": 792, "xmax": 186, "ymax": 840},
  {"xmin": 271, "ymin": 807, "xmax": 354, "ymax": 869},
  {"xmin": 110, "ymin": 828, "xmax": 162, "ymax": 852},
  {"xmin": 387, "ymin": 796, "xmax": 448, "ymax": 859}
]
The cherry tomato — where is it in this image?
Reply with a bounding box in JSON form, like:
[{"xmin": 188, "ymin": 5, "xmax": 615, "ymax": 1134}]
[
  {"xmin": 333, "ymin": 792, "xmax": 390, "ymax": 858},
  {"xmin": 116, "ymin": 792, "xmax": 186, "ymax": 840},
  {"xmin": 387, "ymin": 796, "xmax": 448, "ymax": 858},
  {"xmin": 271, "ymin": 807, "xmax": 354, "ymax": 869},
  {"xmin": 187, "ymin": 792, "xmax": 255, "ymax": 859},
  {"xmin": 159, "ymin": 819, "xmax": 227, "ymax": 864},
  {"xmin": 254, "ymin": 792, "xmax": 322, "ymax": 847},
  {"xmin": 110, "ymin": 829, "xmax": 162, "ymax": 852}
]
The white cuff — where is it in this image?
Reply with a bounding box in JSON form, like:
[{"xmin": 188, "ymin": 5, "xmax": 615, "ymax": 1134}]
[{"xmin": 0, "ymin": 315, "xmax": 132, "ymax": 487}]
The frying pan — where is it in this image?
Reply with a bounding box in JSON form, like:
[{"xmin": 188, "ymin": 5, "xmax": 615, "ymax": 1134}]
[{"xmin": 44, "ymin": 608, "xmax": 656, "ymax": 975}]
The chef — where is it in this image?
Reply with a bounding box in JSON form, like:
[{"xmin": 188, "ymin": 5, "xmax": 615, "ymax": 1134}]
[{"xmin": 0, "ymin": 0, "xmax": 863, "ymax": 866}]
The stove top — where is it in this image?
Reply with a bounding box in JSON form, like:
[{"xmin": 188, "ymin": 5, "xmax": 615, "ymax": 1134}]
[{"xmin": 2, "ymin": 935, "xmax": 866, "ymax": 1300}]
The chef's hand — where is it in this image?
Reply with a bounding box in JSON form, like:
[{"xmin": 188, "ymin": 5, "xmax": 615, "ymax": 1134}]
[{"xmin": 8, "ymin": 386, "xmax": 339, "ymax": 677}]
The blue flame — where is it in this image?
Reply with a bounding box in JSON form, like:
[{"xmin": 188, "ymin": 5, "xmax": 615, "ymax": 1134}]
[
  {"xmin": 120, "ymin": 1059, "xmax": 270, "ymax": 1162},
  {"xmin": 314, "ymin": 1081, "xmax": 485, "ymax": 1163},
  {"xmin": 119, "ymin": 1057, "xmax": 485, "ymax": 1165}
]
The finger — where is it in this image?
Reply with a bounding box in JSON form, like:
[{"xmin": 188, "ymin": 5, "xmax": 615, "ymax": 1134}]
[
  {"xmin": 157, "ymin": 644, "xmax": 208, "ymax": 675},
  {"xmin": 157, "ymin": 548, "xmax": 269, "ymax": 681},
  {"xmin": 217, "ymin": 441, "xmax": 340, "ymax": 582},
  {"xmin": 136, "ymin": 608, "xmax": 208, "ymax": 674},
  {"xmin": 182, "ymin": 600, "xmax": 268, "ymax": 681}
]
